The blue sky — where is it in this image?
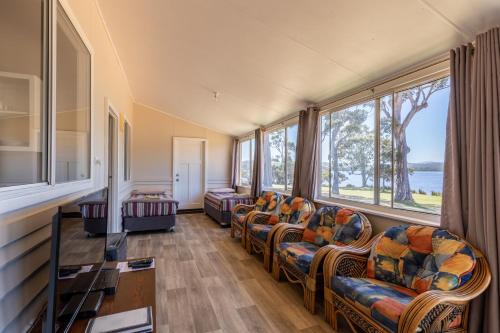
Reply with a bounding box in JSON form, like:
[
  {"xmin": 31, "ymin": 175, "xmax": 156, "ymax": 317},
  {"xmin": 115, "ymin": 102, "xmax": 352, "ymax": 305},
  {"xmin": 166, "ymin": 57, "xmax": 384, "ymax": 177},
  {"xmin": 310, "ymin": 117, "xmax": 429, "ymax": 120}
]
[{"xmin": 404, "ymin": 87, "xmax": 449, "ymax": 163}]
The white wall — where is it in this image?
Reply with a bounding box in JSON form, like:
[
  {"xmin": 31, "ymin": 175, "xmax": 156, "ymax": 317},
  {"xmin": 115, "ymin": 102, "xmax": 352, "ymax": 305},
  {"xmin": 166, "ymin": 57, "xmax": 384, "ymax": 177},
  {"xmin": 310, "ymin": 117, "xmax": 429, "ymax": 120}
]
[{"xmin": 132, "ymin": 103, "xmax": 233, "ymax": 194}]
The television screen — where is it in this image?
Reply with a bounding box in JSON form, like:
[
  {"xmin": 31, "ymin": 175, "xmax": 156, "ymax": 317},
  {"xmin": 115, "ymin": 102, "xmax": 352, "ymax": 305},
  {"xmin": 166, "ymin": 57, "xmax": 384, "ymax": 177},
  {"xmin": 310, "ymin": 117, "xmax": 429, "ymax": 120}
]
[{"xmin": 44, "ymin": 188, "xmax": 109, "ymax": 333}]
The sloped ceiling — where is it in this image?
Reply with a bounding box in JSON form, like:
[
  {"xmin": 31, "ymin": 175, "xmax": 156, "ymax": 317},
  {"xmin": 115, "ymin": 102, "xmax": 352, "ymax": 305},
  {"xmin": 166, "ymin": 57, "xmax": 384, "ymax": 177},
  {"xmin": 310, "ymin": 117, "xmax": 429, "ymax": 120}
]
[{"xmin": 97, "ymin": 0, "xmax": 500, "ymax": 136}]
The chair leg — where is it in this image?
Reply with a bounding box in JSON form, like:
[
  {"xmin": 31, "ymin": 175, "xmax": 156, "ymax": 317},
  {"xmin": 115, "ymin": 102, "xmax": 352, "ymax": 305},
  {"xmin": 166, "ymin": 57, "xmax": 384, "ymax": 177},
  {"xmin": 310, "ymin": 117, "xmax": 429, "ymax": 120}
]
[
  {"xmin": 230, "ymin": 223, "xmax": 235, "ymax": 238},
  {"xmin": 324, "ymin": 289, "xmax": 336, "ymax": 328},
  {"xmin": 246, "ymin": 235, "xmax": 252, "ymax": 254},
  {"xmin": 272, "ymin": 254, "xmax": 281, "ymax": 281},
  {"xmin": 304, "ymin": 284, "xmax": 316, "ymax": 314},
  {"xmin": 263, "ymin": 246, "xmax": 272, "ymax": 272}
]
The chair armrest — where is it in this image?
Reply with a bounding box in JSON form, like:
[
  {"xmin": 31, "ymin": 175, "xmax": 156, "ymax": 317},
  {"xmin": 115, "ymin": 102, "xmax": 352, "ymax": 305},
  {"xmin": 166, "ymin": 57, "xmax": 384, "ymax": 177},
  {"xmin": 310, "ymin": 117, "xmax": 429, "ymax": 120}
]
[
  {"xmin": 274, "ymin": 224, "xmax": 305, "ymax": 247},
  {"xmin": 323, "ymin": 234, "xmax": 382, "ymax": 289},
  {"xmin": 399, "ymin": 255, "xmax": 492, "ymax": 333},
  {"xmin": 246, "ymin": 211, "xmax": 273, "ymax": 225},
  {"xmin": 231, "ymin": 204, "xmax": 256, "ymax": 215}
]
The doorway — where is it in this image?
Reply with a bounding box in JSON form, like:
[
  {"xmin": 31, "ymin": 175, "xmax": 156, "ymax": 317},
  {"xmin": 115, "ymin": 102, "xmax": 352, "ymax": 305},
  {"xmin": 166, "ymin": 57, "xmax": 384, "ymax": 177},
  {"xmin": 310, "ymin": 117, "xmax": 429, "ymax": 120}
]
[
  {"xmin": 173, "ymin": 137, "xmax": 207, "ymax": 209},
  {"xmin": 107, "ymin": 101, "xmax": 119, "ymax": 232}
]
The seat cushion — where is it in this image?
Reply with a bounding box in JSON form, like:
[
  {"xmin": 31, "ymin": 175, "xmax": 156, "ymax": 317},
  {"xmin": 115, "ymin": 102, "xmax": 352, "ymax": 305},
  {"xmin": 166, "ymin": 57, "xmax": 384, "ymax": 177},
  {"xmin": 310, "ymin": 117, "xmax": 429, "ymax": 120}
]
[
  {"xmin": 248, "ymin": 224, "xmax": 273, "ymax": 241},
  {"xmin": 367, "ymin": 225, "xmax": 476, "ymax": 293},
  {"xmin": 277, "ymin": 242, "xmax": 320, "ymax": 273},
  {"xmin": 332, "ymin": 276, "xmax": 418, "ymax": 333}
]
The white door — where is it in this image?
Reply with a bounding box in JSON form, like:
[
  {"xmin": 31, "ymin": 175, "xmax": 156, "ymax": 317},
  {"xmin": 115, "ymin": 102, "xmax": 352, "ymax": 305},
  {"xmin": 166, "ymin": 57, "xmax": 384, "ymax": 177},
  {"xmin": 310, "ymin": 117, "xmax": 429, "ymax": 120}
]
[{"xmin": 173, "ymin": 138, "xmax": 206, "ymax": 209}]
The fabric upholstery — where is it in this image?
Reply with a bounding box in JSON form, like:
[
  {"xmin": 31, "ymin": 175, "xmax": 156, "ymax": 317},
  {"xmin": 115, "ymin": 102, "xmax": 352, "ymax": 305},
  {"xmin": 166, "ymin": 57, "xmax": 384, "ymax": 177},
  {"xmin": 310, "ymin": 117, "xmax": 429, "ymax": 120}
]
[
  {"xmin": 232, "ymin": 212, "xmax": 246, "ymax": 227},
  {"xmin": 268, "ymin": 196, "xmax": 314, "ymax": 225},
  {"xmin": 254, "ymin": 191, "xmax": 281, "ymax": 213},
  {"xmin": 367, "ymin": 225, "xmax": 476, "ymax": 293},
  {"xmin": 248, "ymin": 224, "xmax": 273, "ymax": 241},
  {"xmin": 302, "ymin": 206, "xmax": 363, "ymax": 246},
  {"xmin": 332, "ymin": 277, "xmax": 418, "ymax": 333},
  {"xmin": 276, "ymin": 242, "xmax": 319, "ymax": 274}
]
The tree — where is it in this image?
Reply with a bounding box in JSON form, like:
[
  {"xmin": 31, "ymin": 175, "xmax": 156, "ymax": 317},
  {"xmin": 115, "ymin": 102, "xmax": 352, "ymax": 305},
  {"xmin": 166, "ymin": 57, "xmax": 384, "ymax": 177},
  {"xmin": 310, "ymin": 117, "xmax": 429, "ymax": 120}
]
[
  {"xmin": 321, "ymin": 104, "xmax": 373, "ymax": 194},
  {"xmin": 387, "ymin": 78, "xmax": 449, "ymax": 202},
  {"xmin": 344, "ymin": 134, "xmax": 374, "ymax": 187}
]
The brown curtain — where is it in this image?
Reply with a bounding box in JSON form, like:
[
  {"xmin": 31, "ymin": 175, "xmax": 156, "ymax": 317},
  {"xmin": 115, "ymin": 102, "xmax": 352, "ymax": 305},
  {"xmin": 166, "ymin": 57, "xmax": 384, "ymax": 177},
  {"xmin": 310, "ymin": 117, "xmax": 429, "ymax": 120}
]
[
  {"xmin": 250, "ymin": 129, "xmax": 262, "ymax": 198},
  {"xmin": 292, "ymin": 106, "xmax": 320, "ymax": 199},
  {"xmin": 230, "ymin": 138, "xmax": 239, "ymax": 189},
  {"xmin": 441, "ymin": 27, "xmax": 500, "ymax": 333}
]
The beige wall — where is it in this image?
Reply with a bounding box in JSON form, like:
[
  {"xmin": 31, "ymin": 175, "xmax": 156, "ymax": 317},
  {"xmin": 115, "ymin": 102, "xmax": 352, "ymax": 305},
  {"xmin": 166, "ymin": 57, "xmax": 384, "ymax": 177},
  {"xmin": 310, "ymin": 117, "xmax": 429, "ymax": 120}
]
[
  {"xmin": 0, "ymin": 0, "xmax": 134, "ymax": 331},
  {"xmin": 132, "ymin": 103, "xmax": 233, "ymax": 193}
]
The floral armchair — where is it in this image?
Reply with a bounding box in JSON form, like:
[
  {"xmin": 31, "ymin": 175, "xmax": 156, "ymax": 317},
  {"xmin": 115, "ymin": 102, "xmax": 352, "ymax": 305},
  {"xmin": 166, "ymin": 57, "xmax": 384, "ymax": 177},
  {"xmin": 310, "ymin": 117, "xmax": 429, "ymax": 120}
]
[
  {"xmin": 245, "ymin": 196, "xmax": 314, "ymax": 272},
  {"xmin": 272, "ymin": 205, "xmax": 372, "ymax": 314},
  {"xmin": 230, "ymin": 191, "xmax": 282, "ymax": 247},
  {"xmin": 323, "ymin": 225, "xmax": 491, "ymax": 333}
]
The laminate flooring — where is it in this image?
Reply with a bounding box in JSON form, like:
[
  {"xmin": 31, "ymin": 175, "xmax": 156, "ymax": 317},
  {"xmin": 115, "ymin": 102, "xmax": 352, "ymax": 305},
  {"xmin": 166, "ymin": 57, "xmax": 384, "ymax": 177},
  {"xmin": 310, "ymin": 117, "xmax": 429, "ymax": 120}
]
[{"xmin": 127, "ymin": 213, "xmax": 339, "ymax": 333}]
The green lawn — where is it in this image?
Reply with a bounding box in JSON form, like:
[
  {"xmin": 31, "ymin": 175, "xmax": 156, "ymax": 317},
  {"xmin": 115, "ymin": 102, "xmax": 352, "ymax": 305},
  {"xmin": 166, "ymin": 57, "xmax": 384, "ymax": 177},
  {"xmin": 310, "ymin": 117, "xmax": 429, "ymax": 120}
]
[
  {"xmin": 320, "ymin": 187, "xmax": 441, "ymax": 214},
  {"xmin": 267, "ymin": 184, "xmax": 441, "ymax": 214}
]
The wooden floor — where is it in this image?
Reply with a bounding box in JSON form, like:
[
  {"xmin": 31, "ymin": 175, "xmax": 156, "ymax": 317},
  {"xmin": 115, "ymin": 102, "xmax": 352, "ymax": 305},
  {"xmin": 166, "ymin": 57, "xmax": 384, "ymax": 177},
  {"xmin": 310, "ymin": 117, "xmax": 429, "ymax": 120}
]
[{"xmin": 127, "ymin": 213, "xmax": 338, "ymax": 333}]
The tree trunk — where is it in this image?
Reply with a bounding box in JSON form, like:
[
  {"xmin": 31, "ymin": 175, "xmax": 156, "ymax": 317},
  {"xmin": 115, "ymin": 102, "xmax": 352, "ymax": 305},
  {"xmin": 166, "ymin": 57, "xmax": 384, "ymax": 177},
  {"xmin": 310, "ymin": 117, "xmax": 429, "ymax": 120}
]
[
  {"xmin": 262, "ymin": 135, "xmax": 273, "ymax": 188},
  {"xmin": 394, "ymin": 131, "xmax": 413, "ymax": 201},
  {"xmin": 331, "ymin": 141, "xmax": 340, "ymax": 195}
]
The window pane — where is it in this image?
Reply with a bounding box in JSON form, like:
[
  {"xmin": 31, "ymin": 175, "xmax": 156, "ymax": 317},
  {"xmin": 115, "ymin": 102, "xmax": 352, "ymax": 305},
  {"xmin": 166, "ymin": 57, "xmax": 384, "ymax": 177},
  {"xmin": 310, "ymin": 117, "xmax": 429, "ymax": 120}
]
[
  {"xmin": 263, "ymin": 128, "xmax": 285, "ymax": 191},
  {"xmin": 250, "ymin": 137, "xmax": 255, "ymax": 184},
  {"xmin": 330, "ymin": 101, "xmax": 375, "ymax": 203},
  {"xmin": 392, "ymin": 78, "xmax": 449, "ymax": 214},
  {"xmin": 286, "ymin": 124, "xmax": 298, "ymax": 190},
  {"xmin": 319, "ymin": 114, "xmax": 330, "ymax": 197},
  {"xmin": 0, "ymin": 0, "xmax": 47, "ymax": 187},
  {"xmin": 379, "ymin": 95, "xmax": 393, "ymax": 207},
  {"xmin": 56, "ymin": 5, "xmax": 91, "ymax": 183},
  {"xmin": 239, "ymin": 140, "xmax": 251, "ymax": 186}
]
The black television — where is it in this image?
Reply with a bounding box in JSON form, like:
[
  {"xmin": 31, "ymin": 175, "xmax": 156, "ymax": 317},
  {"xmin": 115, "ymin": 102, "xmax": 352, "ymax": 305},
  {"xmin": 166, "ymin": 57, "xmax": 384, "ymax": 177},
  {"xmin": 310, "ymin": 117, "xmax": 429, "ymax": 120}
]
[{"xmin": 44, "ymin": 189, "xmax": 111, "ymax": 333}]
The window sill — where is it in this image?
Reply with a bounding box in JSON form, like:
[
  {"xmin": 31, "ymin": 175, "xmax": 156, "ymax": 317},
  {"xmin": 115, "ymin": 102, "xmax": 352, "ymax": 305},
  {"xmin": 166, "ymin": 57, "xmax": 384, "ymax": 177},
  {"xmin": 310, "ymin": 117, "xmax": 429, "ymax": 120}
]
[
  {"xmin": 314, "ymin": 197, "xmax": 440, "ymax": 227},
  {"xmin": 0, "ymin": 180, "xmax": 94, "ymax": 215}
]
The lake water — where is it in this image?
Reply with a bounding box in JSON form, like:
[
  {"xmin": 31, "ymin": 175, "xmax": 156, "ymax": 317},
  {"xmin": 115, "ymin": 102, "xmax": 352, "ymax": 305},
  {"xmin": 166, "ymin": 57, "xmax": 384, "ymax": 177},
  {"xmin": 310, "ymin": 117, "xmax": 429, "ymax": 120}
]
[{"xmin": 341, "ymin": 171, "xmax": 444, "ymax": 194}]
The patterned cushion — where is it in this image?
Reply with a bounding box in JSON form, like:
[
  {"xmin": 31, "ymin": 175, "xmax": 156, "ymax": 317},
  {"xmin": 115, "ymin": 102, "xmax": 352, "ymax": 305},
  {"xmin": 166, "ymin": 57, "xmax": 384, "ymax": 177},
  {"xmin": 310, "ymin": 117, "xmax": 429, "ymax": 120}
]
[
  {"xmin": 255, "ymin": 191, "xmax": 282, "ymax": 213},
  {"xmin": 367, "ymin": 225, "xmax": 476, "ymax": 293},
  {"xmin": 276, "ymin": 242, "xmax": 319, "ymax": 273},
  {"xmin": 248, "ymin": 224, "xmax": 273, "ymax": 241},
  {"xmin": 270, "ymin": 196, "xmax": 314, "ymax": 225},
  {"xmin": 332, "ymin": 277, "xmax": 417, "ymax": 333},
  {"xmin": 302, "ymin": 206, "xmax": 364, "ymax": 246}
]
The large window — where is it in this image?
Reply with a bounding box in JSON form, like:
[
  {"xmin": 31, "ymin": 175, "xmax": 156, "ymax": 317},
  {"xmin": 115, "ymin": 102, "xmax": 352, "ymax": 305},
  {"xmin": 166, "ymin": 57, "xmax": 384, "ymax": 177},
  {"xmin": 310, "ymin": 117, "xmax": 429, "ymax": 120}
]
[
  {"xmin": 239, "ymin": 137, "xmax": 254, "ymax": 186},
  {"xmin": 55, "ymin": 4, "xmax": 91, "ymax": 183},
  {"xmin": 320, "ymin": 77, "xmax": 450, "ymax": 214},
  {"xmin": 0, "ymin": 0, "xmax": 48, "ymax": 188},
  {"xmin": 263, "ymin": 123, "xmax": 298, "ymax": 192}
]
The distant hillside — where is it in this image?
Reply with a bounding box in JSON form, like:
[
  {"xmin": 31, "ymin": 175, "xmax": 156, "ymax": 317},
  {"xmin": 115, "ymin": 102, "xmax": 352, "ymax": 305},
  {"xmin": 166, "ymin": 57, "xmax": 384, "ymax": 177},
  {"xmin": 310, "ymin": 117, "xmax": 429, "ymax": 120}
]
[{"xmin": 408, "ymin": 162, "xmax": 444, "ymax": 172}]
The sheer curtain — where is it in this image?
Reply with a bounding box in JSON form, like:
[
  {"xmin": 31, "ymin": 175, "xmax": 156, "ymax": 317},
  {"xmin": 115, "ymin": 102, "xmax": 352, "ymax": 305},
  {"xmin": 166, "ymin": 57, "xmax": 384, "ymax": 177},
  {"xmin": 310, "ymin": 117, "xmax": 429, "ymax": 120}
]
[
  {"xmin": 292, "ymin": 106, "xmax": 320, "ymax": 199},
  {"xmin": 441, "ymin": 27, "xmax": 500, "ymax": 333}
]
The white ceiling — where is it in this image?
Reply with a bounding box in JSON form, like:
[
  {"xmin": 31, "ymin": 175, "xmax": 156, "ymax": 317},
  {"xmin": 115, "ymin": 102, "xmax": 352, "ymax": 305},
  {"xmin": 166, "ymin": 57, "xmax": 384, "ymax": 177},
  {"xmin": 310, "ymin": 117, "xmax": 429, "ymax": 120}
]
[{"xmin": 97, "ymin": 0, "xmax": 500, "ymax": 136}]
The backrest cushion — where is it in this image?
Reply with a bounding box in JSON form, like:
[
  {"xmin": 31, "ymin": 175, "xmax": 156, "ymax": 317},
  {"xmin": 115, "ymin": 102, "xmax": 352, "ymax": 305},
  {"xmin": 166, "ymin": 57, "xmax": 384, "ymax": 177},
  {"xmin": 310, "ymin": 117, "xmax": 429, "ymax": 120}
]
[
  {"xmin": 302, "ymin": 206, "xmax": 364, "ymax": 247},
  {"xmin": 254, "ymin": 191, "xmax": 281, "ymax": 213},
  {"xmin": 367, "ymin": 225, "xmax": 476, "ymax": 293},
  {"xmin": 269, "ymin": 196, "xmax": 314, "ymax": 225}
]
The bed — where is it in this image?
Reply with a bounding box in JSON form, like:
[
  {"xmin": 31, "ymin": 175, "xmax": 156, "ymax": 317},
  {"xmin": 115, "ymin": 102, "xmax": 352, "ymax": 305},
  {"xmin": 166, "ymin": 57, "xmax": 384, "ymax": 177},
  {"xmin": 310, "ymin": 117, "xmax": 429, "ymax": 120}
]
[
  {"xmin": 204, "ymin": 188, "xmax": 254, "ymax": 226},
  {"xmin": 78, "ymin": 188, "xmax": 108, "ymax": 235},
  {"xmin": 122, "ymin": 190, "xmax": 178, "ymax": 232}
]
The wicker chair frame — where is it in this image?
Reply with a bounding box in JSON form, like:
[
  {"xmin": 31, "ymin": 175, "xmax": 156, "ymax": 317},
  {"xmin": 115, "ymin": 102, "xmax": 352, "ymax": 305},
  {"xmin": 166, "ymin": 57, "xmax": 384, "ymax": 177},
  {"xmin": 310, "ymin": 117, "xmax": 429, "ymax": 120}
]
[
  {"xmin": 230, "ymin": 204, "xmax": 259, "ymax": 247},
  {"xmin": 323, "ymin": 234, "xmax": 492, "ymax": 333},
  {"xmin": 271, "ymin": 212, "xmax": 372, "ymax": 314}
]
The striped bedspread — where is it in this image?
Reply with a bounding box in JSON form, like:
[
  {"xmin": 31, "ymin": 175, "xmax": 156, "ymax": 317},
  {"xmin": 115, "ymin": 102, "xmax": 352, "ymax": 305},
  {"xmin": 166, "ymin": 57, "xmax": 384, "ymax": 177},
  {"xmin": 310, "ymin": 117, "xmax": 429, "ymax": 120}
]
[
  {"xmin": 80, "ymin": 202, "xmax": 107, "ymax": 219},
  {"xmin": 122, "ymin": 192, "xmax": 179, "ymax": 218},
  {"xmin": 204, "ymin": 192, "xmax": 254, "ymax": 212}
]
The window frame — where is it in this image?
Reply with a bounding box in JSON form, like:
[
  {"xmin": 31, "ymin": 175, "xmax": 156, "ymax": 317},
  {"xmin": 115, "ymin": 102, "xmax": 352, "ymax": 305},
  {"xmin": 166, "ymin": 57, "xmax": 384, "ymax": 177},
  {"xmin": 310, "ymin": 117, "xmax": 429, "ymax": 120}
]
[
  {"xmin": 317, "ymin": 61, "xmax": 450, "ymax": 224},
  {"xmin": 262, "ymin": 119, "xmax": 298, "ymax": 194},
  {"xmin": 0, "ymin": 0, "xmax": 95, "ymax": 214},
  {"xmin": 238, "ymin": 136, "xmax": 254, "ymax": 188}
]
